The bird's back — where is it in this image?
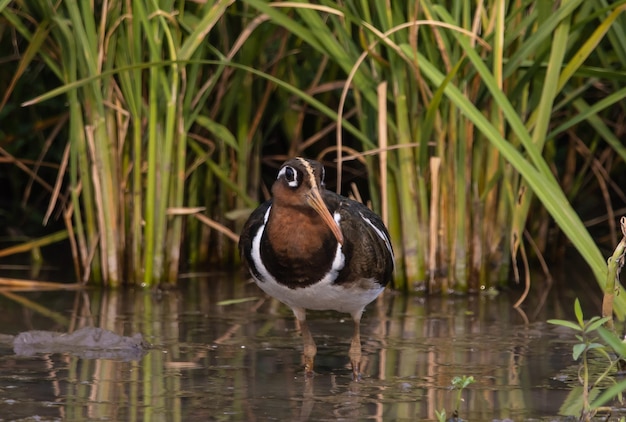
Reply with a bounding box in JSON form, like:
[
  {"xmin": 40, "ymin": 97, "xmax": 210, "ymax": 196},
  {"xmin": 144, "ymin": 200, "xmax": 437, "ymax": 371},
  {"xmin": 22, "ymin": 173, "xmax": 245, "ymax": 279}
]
[{"xmin": 322, "ymin": 190, "xmax": 394, "ymax": 289}]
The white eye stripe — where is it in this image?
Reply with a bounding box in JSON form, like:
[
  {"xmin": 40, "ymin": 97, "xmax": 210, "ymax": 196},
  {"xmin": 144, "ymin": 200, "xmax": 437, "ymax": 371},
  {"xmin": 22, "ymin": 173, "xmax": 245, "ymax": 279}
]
[
  {"xmin": 297, "ymin": 158, "xmax": 317, "ymax": 186},
  {"xmin": 278, "ymin": 166, "xmax": 299, "ymax": 188}
]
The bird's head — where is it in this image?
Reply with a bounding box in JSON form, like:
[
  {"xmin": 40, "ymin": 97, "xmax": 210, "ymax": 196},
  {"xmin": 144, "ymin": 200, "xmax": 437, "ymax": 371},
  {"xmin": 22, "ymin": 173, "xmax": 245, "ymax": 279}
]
[{"xmin": 272, "ymin": 157, "xmax": 344, "ymax": 245}]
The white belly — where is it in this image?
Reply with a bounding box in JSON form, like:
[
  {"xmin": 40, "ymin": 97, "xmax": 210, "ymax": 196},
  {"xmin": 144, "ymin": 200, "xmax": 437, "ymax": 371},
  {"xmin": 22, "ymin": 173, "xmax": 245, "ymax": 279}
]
[{"xmin": 253, "ymin": 274, "xmax": 384, "ymax": 316}]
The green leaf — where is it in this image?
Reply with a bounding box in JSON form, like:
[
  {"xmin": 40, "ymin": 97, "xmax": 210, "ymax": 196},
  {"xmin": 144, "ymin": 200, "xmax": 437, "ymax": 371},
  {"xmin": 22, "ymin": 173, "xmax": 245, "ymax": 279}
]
[
  {"xmin": 434, "ymin": 409, "xmax": 446, "ymax": 422},
  {"xmin": 0, "ymin": 0, "xmax": 13, "ymax": 13},
  {"xmin": 547, "ymin": 319, "xmax": 582, "ymax": 331},
  {"xmin": 586, "ymin": 317, "xmax": 612, "ymax": 333},
  {"xmin": 598, "ymin": 326, "xmax": 626, "ymax": 357},
  {"xmin": 195, "ymin": 116, "xmax": 239, "ymax": 152},
  {"xmin": 560, "ymin": 386, "xmax": 601, "ymax": 416},
  {"xmin": 590, "ymin": 379, "xmax": 626, "ymax": 409},
  {"xmin": 178, "ymin": 0, "xmax": 233, "ymax": 61},
  {"xmin": 573, "ymin": 343, "xmax": 586, "ymax": 360},
  {"xmin": 574, "ymin": 298, "xmax": 584, "ymax": 327},
  {"xmin": 586, "ymin": 342, "xmax": 606, "ymax": 351}
]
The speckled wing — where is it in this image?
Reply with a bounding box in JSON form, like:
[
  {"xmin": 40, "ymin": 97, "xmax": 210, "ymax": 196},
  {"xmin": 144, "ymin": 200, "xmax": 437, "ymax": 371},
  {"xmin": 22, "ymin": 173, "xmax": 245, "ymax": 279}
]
[{"xmin": 322, "ymin": 190, "xmax": 395, "ymax": 289}]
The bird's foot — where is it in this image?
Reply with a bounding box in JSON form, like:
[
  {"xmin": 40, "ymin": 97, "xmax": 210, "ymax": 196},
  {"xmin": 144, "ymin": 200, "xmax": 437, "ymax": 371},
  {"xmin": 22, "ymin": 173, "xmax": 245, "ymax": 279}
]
[
  {"xmin": 349, "ymin": 332, "xmax": 362, "ymax": 381},
  {"xmin": 304, "ymin": 355, "xmax": 315, "ymax": 377},
  {"xmin": 350, "ymin": 358, "xmax": 362, "ymax": 381}
]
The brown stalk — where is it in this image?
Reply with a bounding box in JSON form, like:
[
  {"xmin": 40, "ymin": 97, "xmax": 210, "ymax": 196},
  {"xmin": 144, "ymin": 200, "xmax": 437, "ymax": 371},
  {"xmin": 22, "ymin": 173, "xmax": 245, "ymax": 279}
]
[
  {"xmin": 0, "ymin": 277, "xmax": 82, "ymax": 290},
  {"xmin": 0, "ymin": 230, "xmax": 68, "ymax": 258},
  {"xmin": 23, "ymin": 114, "xmax": 68, "ymax": 209},
  {"xmin": 572, "ymin": 134, "xmax": 619, "ymax": 247},
  {"xmin": 44, "ymin": 141, "xmax": 71, "ymax": 225},
  {"xmin": 0, "ymin": 147, "xmax": 54, "ymax": 193},
  {"xmin": 513, "ymin": 238, "xmax": 531, "ymax": 309},
  {"xmin": 513, "ymin": 230, "xmax": 552, "ymax": 308},
  {"xmin": 429, "ymin": 157, "xmax": 441, "ymax": 292},
  {"xmin": 298, "ymin": 109, "xmax": 357, "ymax": 152},
  {"xmin": 194, "ymin": 213, "xmax": 240, "ymax": 243}
]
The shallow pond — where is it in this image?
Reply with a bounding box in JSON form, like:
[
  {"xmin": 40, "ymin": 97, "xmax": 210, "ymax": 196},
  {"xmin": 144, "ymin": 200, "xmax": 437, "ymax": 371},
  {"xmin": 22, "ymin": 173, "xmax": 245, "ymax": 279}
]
[{"xmin": 0, "ymin": 270, "xmax": 622, "ymax": 421}]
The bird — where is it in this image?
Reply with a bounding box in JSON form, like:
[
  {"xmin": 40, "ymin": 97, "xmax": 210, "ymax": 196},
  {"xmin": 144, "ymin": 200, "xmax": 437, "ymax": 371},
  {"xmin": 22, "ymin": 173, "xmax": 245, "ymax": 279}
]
[{"xmin": 239, "ymin": 157, "xmax": 394, "ymax": 379}]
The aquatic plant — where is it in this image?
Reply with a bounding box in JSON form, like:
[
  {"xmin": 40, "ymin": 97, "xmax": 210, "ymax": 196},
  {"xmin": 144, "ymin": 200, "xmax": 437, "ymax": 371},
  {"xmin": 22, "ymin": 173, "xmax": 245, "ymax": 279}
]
[
  {"xmin": 549, "ymin": 299, "xmax": 611, "ymax": 419},
  {"xmin": 435, "ymin": 375, "xmax": 475, "ymax": 422},
  {"xmin": 548, "ymin": 298, "xmax": 626, "ymax": 420}
]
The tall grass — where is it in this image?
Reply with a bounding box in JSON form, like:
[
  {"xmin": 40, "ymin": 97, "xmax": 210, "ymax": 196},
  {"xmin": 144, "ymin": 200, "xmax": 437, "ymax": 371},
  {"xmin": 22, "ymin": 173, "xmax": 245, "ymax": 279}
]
[
  {"xmin": 1, "ymin": 0, "xmax": 625, "ymax": 300},
  {"xmin": 2, "ymin": 0, "xmax": 248, "ymax": 285},
  {"xmin": 236, "ymin": 0, "xmax": 626, "ymax": 299}
]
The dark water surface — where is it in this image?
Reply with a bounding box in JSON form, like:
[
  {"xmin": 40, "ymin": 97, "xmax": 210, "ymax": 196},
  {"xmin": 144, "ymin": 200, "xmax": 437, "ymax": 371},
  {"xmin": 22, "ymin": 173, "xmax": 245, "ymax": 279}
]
[{"xmin": 0, "ymin": 272, "xmax": 620, "ymax": 421}]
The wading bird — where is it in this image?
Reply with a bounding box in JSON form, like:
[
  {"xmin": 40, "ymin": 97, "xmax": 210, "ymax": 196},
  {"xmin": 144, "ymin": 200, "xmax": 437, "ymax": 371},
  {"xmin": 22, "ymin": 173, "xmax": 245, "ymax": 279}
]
[{"xmin": 239, "ymin": 157, "xmax": 394, "ymax": 379}]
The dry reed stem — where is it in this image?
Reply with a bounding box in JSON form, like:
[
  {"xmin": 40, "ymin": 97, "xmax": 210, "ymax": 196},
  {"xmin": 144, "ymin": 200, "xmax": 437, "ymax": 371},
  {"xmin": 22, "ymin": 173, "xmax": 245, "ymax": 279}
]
[
  {"xmin": 429, "ymin": 157, "xmax": 441, "ymax": 292},
  {"xmin": 23, "ymin": 114, "xmax": 68, "ymax": 210},
  {"xmin": 0, "ymin": 231, "xmax": 69, "ymax": 258},
  {"xmin": 340, "ymin": 143, "xmax": 423, "ymax": 160},
  {"xmin": 44, "ymin": 141, "xmax": 71, "ymax": 225},
  {"xmin": 513, "ymin": 230, "xmax": 552, "ymax": 309},
  {"xmin": 194, "ymin": 213, "xmax": 240, "ymax": 243},
  {"xmin": 317, "ymin": 145, "xmax": 365, "ymax": 165},
  {"xmin": 0, "ymin": 277, "xmax": 82, "ymax": 290},
  {"xmin": 299, "ymin": 109, "xmax": 357, "ymax": 152},
  {"xmin": 513, "ymin": 240, "xmax": 531, "ymax": 310},
  {"xmin": 569, "ymin": 132, "xmax": 622, "ymax": 244},
  {"xmin": 167, "ymin": 207, "xmax": 206, "ymax": 215},
  {"xmin": 349, "ymin": 183, "xmax": 363, "ymax": 204},
  {"xmin": 0, "ymin": 146, "xmax": 54, "ymax": 193}
]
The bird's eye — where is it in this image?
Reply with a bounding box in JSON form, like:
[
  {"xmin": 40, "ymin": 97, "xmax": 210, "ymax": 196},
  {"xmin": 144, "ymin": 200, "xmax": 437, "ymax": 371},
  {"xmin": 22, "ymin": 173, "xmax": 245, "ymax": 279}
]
[
  {"xmin": 279, "ymin": 165, "xmax": 299, "ymax": 188},
  {"xmin": 285, "ymin": 166, "xmax": 295, "ymax": 181}
]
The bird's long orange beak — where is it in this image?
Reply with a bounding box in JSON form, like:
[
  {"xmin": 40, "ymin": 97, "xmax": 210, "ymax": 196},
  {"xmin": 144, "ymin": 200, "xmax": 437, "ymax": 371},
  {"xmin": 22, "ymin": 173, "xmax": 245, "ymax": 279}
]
[{"xmin": 306, "ymin": 187, "xmax": 344, "ymax": 245}]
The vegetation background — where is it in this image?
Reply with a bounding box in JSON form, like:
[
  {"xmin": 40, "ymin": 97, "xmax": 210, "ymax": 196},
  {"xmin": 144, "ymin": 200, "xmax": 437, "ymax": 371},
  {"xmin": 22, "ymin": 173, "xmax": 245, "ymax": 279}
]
[{"xmin": 0, "ymin": 0, "xmax": 625, "ymax": 303}]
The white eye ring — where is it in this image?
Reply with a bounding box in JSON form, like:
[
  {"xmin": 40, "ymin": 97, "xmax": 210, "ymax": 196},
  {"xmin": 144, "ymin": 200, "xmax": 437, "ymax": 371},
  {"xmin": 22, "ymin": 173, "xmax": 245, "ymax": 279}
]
[{"xmin": 278, "ymin": 166, "xmax": 299, "ymax": 188}]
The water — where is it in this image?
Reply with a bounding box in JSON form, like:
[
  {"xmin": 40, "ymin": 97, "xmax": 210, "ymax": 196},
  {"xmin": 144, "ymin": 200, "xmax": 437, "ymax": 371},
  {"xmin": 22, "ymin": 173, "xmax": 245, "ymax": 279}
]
[{"xmin": 0, "ymin": 272, "xmax": 621, "ymax": 421}]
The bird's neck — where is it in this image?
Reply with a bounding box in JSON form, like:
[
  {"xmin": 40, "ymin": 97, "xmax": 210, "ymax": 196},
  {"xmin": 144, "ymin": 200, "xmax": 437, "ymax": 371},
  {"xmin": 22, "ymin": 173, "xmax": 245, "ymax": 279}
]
[{"xmin": 265, "ymin": 205, "xmax": 337, "ymax": 260}]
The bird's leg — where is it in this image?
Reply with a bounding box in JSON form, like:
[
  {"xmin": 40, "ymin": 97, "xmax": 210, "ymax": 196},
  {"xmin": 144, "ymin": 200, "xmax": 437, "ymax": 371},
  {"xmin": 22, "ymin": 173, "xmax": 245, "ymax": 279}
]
[
  {"xmin": 300, "ymin": 320, "xmax": 317, "ymax": 376},
  {"xmin": 349, "ymin": 313, "xmax": 363, "ymax": 381},
  {"xmin": 293, "ymin": 308, "xmax": 316, "ymax": 376}
]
